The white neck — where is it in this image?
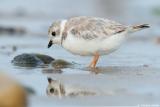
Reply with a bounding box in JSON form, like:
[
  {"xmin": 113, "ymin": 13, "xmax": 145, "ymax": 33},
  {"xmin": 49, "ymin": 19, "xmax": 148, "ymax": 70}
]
[{"xmin": 60, "ymin": 20, "xmax": 67, "ymax": 36}]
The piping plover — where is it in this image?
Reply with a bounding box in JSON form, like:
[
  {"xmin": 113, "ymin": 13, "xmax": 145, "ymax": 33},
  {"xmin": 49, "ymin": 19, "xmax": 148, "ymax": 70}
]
[{"xmin": 48, "ymin": 16, "xmax": 149, "ymax": 68}]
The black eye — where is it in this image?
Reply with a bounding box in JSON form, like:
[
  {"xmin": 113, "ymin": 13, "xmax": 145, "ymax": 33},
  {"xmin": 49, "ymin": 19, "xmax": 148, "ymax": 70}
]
[
  {"xmin": 50, "ymin": 88, "xmax": 55, "ymax": 93},
  {"xmin": 52, "ymin": 32, "xmax": 56, "ymax": 36}
]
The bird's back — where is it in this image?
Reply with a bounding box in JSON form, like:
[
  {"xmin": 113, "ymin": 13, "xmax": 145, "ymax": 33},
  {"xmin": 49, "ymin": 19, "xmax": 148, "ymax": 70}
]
[{"xmin": 62, "ymin": 16, "xmax": 127, "ymax": 40}]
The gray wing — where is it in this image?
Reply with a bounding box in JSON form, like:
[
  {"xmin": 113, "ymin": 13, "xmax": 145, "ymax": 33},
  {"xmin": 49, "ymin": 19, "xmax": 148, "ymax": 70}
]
[{"xmin": 66, "ymin": 16, "xmax": 127, "ymax": 40}]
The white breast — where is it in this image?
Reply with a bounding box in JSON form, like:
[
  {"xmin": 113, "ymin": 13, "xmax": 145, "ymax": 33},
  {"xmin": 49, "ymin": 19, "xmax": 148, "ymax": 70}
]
[{"xmin": 62, "ymin": 32, "xmax": 127, "ymax": 56}]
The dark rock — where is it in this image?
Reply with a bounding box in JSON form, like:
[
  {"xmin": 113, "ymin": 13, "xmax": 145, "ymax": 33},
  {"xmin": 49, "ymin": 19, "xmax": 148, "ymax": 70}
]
[
  {"xmin": 11, "ymin": 53, "xmax": 54, "ymax": 67},
  {"xmin": 51, "ymin": 59, "xmax": 72, "ymax": 69},
  {"xmin": 0, "ymin": 26, "xmax": 26, "ymax": 35},
  {"xmin": 12, "ymin": 54, "xmax": 43, "ymax": 67}
]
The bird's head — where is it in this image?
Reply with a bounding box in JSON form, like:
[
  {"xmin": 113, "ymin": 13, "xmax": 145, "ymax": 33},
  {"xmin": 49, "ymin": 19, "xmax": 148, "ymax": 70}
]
[{"xmin": 48, "ymin": 20, "xmax": 62, "ymax": 48}]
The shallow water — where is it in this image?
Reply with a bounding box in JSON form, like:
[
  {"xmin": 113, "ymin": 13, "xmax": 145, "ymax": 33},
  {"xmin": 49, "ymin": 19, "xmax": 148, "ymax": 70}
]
[
  {"xmin": 0, "ymin": 0, "xmax": 160, "ymax": 106},
  {"xmin": 1, "ymin": 35, "xmax": 160, "ymax": 106}
]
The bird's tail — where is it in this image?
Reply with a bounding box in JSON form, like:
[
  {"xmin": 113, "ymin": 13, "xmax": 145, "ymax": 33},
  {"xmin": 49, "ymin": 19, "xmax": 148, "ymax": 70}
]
[{"xmin": 127, "ymin": 24, "xmax": 150, "ymax": 33}]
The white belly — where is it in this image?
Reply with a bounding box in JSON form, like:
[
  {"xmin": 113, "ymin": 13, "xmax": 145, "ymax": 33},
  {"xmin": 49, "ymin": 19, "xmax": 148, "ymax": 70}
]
[{"xmin": 62, "ymin": 33, "xmax": 127, "ymax": 56}]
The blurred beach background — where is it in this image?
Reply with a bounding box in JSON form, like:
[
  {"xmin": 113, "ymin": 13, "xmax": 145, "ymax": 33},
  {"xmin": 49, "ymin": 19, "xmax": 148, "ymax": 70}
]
[{"xmin": 0, "ymin": 0, "xmax": 160, "ymax": 106}]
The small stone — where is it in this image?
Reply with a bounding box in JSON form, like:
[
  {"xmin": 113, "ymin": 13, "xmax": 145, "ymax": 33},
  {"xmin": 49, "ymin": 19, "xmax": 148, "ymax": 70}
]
[{"xmin": 51, "ymin": 59, "xmax": 72, "ymax": 69}]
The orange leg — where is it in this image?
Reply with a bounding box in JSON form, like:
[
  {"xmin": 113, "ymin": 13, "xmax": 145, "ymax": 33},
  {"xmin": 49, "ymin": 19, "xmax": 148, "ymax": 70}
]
[{"xmin": 89, "ymin": 53, "xmax": 100, "ymax": 68}]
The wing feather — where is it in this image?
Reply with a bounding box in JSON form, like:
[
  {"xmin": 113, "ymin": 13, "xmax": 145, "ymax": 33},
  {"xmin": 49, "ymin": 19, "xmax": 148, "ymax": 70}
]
[{"xmin": 63, "ymin": 16, "xmax": 127, "ymax": 40}]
